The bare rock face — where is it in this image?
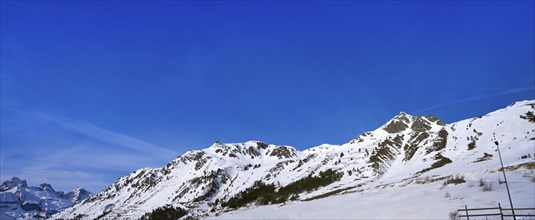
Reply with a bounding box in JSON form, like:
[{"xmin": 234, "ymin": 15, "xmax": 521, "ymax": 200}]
[
  {"xmin": 384, "ymin": 112, "xmax": 445, "ymax": 133},
  {"xmin": 374, "ymin": 112, "xmax": 448, "ymax": 173},
  {"xmin": 424, "ymin": 115, "xmax": 446, "ymax": 126},
  {"xmin": 268, "ymin": 146, "xmax": 298, "ymax": 159},
  {"xmin": 383, "ymin": 112, "xmax": 411, "ymax": 133},
  {"xmin": 411, "ymin": 117, "xmax": 432, "ymax": 132}
]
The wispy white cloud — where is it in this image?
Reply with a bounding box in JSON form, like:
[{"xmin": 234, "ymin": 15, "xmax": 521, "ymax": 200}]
[
  {"xmin": 412, "ymin": 87, "xmax": 535, "ymax": 114},
  {"xmin": 33, "ymin": 113, "xmax": 176, "ymax": 158},
  {"xmin": 138, "ymin": 109, "xmax": 184, "ymax": 133},
  {"xmin": 345, "ymin": 87, "xmax": 535, "ymax": 136},
  {"xmin": 0, "ymin": 111, "xmax": 179, "ymax": 193},
  {"xmin": 2, "ymin": 67, "xmax": 179, "ymax": 192}
]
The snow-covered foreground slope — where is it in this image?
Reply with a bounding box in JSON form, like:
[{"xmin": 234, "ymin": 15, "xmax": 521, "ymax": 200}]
[
  {"xmin": 215, "ymin": 166, "xmax": 534, "ymax": 219},
  {"xmin": 54, "ymin": 100, "xmax": 535, "ymax": 219},
  {"xmin": 0, "ymin": 177, "xmax": 91, "ymax": 219}
]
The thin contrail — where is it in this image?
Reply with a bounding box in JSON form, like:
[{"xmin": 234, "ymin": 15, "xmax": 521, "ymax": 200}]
[
  {"xmin": 33, "ymin": 113, "xmax": 176, "ymax": 157},
  {"xmin": 138, "ymin": 109, "xmax": 183, "ymax": 133},
  {"xmin": 412, "ymin": 87, "xmax": 535, "ymax": 114}
]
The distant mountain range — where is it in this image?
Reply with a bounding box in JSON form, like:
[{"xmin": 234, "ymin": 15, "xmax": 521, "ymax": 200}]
[
  {"xmin": 39, "ymin": 101, "xmax": 535, "ymax": 219},
  {"xmin": 0, "ymin": 177, "xmax": 92, "ymax": 219}
]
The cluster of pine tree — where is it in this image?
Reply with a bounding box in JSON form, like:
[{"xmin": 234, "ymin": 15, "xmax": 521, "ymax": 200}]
[
  {"xmin": 222, "ymin": 169, "xmax": 342, "ymax": 209},
  {"xmin": 222, "ymin": 181, "xmax": 277, "ymax": 209},
  {"xmin": 139, "ymin": 205, "xmax": 187, "ymax": 220}
]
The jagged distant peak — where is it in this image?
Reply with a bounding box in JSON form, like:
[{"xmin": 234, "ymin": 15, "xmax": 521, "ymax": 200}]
[
  {"xmin": 72, "ymin": 187, "xmax": 88, "ymax": 193},
  {"xmin": 39, "ymin": 183, "xmax": 56, "ymax": 192},
  {"xmin": 1, "ymin": 177, "xmax": 92, "ymax": 219},
  {"xmin": 0, "ymin": 177, "xmax": 28, "ymax": 190},
  {"xmin": 67, "ymin": 188, "xmax": 92, "ymax": 204}
]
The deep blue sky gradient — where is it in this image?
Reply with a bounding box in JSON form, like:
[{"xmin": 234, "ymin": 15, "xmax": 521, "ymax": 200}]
[{"xmin": 1, "ymin": 1, "xmax": 534, "ymax": 192}]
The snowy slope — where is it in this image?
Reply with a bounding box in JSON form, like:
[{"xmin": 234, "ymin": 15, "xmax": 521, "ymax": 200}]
[
  {"xmin": 53, "ymin": 100, "xmax": 535, "ymax": 219},
  {"xmin": 0, "ymin": 177, "xmax": 92, "ymax": 219},
  {"xmin": 215, "ymin": 171, "xmax": 534, "ymax": 219}
]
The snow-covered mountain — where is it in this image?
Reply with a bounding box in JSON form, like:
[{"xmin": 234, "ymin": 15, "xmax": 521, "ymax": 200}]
[
  {"xmin": 54, "ymin": 100, "xmax": 535, "ymax": 219},
  {"xmin": 0, "ymin": 177, "xmax": 92, "ymax": 219}
]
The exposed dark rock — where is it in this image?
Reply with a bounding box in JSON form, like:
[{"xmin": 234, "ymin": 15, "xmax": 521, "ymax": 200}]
[
  {"xmin": 467, "ymin": 141, "xmax": 476, "ymax": 150},
  {"xmin": 425, "ymin": 129, "xmax": 448, "ymax": 154},
  {"xmin": 473, "ymin": 153, "xmax": 493, "ymax": 163},
  {"xmin": 411, "ymin": 117, "xmax": 432, "ymax": 132},
  {"xmin": 247, "ymin": 146, "xmax": 261, "ymax": 157},
  {"xmin": 369, "ymin": 136, "xmax": 403, "ymax": 174},
  {"xmin": 351, "ymin": 132, "xmax": 372, "ymax": 144},
  {"xmin": 403, "ymin": 132, "xmax": 430, "ymax": 161},
  {"xmin": 195, "ymin": 157, "xmax": 209, "ymax": 171},
  {"xmin": 424, "ymin": 115, "xmax": 446, "ymax": 126},
  {"xmin": 417, "ymin": 153, "xmax": 452, "ymax": 174},
  {"xmin": 383, "ymin": 112, "xmax": 411, "ymax": 133},
  {"xmin": 193, "ymin": 151, "xmax": 205, "ymax": 161},
  {"xmin": 21, "ymin": 201, "xmax": 41, "ymax": 211},
  {"xmin": 39, "ymin": 183, "xmax": 55, "ymax": 192},
  {"xmin": 269, "ymin": 146, "xmax": 296, "ymax": 159},
  {"xmin": 384, "ymin": 120, "xmax": 409, "ymax": 133},
  {"xmin": 256, "ymin": 142, "xmax": 269, "ymax": 150}
]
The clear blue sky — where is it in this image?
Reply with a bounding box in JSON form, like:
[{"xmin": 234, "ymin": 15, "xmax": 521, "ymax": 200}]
[{"xmin": 1, "ymin": 1, "xmax": 533, "ymax": 193}]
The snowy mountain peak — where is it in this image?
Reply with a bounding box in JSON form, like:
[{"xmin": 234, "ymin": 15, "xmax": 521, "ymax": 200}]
[
  {"xmin": 67, "ymin": 188, "xmax": 92, "ymax": 204},
  {"xmin": 0, "ymin": 177, "xmax": 28, "ymax": 191},
  {"xmin": 396, "ymin": 111, "xmax": 411, "ymax": 117},
  {"xmin": 382, "ymin": 111, "xmax": 445, "ymax": 133},
  {"xmin": 39, "ymin": 183, "xmax": 55, "ymax": 192},
  {"xmin": 71, "ymin": 187, "xmax": 87, "ymax": 193},
  {"xmin": 204, "ymin": 140, "xmax": 298, "ymax": 160},
  {"xmin": 53, "ymin": 100, "xmax": 535, "ymax": 220}
]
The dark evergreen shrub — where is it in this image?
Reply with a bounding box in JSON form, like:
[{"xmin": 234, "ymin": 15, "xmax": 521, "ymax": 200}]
[
  {"xmin": 221, "ymin": 169, "xmax": 342, "ymax": 209},
  {"xmin": 139, "ymin": 205, "xmax": 187, "ymax": 220}
]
